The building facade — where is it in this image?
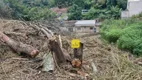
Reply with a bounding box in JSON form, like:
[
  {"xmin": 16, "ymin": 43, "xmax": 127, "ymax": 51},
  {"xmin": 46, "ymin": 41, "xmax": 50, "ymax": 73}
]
[
  {"xmin": 60, "ymin": 20, "xmax": 100, "ymax": 33},
  {"xmin": 74, "ymin": 20, "xmax": 98, "ymax": 33},
  {"xmin": 121, "ymin": 0, "xmax": 142, "ymax": 18}
]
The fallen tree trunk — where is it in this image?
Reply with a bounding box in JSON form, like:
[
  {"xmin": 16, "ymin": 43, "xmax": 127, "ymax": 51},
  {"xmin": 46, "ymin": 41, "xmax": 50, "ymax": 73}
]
[{"xmin": 0, "ymin": 31, "xmax": 39, "ymax": 57}]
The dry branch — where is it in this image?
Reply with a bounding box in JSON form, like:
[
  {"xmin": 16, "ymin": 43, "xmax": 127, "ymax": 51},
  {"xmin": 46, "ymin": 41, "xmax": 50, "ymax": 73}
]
[
  {"xmin": 43, "ymin": 27, "xmax": 54, "ymax": 36},
  {"xmin": 41, "ymin": 28, "xmax": 52, "ymax": 38},
  {"xmin": 4, "ymin": 32, "xmax": 26, "ymax": 36},
  {"xmin": 0, "ymin": 31, "xmax": 39, "ymax": 57}
]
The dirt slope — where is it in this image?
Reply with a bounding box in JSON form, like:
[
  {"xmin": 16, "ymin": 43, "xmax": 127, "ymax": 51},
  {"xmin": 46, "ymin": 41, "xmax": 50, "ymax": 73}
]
[{"xmin": 0, "ymin": 20, "xmax": 142, "ymax": 80}]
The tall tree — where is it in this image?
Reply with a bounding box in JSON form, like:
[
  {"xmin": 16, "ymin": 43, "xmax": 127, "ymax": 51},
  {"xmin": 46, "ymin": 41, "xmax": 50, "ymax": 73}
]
[
  {"xmin": 54, "ymin": 0, "xmax": 72, "ymax": 8},
  {"xmin": 106, "ymin": 0, "xmax": 117, "ymax": 8},
  {"xmin": 68, "ymin": 4, "xmax": 82, "ymax": 20},
  {"xmin": 116, "ymin": 0, "xmax": 127, "ymax": 10},
  {"xmin": 72, "ymin": 0, "xmax": 85, "ymax": 8},
  {"xmin": 3, "ymin": 0, "xmax": 56, "ymax": 21}
]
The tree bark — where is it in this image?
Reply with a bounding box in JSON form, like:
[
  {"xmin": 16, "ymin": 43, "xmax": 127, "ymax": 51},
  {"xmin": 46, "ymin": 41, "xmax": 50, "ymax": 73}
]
[
  {"xmin": 48, "ymin": 39, "xmax": 67, "ymax": 65},
  {"xmin": 74, "ymin": 42, "xmax": 84, "ymax": 62},
  {"xmin": 0, "ymin": 31, "xmax": 39, "ymax": 57},
  {"xmin": 72, "ymin": 42, "xmax": 84, "ymax": 68}
]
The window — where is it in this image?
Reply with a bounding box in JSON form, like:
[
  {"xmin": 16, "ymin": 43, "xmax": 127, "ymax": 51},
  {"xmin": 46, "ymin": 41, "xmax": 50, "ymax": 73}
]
[
  {"xmin": 90, "ymin": 27, "xmax": 93, "ymax": 30},
  {"xmin": 77, "ymin": 27, "xmax": 81, "ymax": 30},
  {"xmin": 68, "ymin": 28, "xmax": 73, "ymax": 32},
  {"xmin": 94, "ymin": 28, "xmax": 96, "ymax": 32}
]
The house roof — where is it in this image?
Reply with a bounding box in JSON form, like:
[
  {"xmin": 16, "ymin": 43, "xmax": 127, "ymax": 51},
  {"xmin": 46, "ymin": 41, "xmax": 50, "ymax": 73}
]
[{"xmin": 75, "ymin": 20, "xmax": 96, "ymax": 27}]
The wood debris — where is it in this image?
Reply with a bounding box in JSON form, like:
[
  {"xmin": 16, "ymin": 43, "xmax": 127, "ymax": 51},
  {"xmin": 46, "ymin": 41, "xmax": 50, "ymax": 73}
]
[{"xmin": 0, "ymin": 31, "xmax": 39, "ymax": 57}]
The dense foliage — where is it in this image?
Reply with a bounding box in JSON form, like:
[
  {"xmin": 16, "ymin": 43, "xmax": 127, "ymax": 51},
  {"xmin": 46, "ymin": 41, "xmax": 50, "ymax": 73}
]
[
  {"xmin": 101, "ymin": 17, "xmax": 142, "ymax": 56},
  {"xmin": 67, "ymin": 0, "xmax": 127, "ymax": 20},
  {"xmin": 68, "ymin": 4, "xmax": 82, "ymax": 20},
  {"xmin": 0, "ymin": 0, "xmax": 56, "ymax": 20},
  {"xmin": 0, "ymin": 0, "xmax": 128, "ymax": 20}
]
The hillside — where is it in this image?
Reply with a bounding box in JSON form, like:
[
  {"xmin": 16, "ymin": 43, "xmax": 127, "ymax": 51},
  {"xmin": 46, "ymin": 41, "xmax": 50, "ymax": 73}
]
[
  {"xmin": 1, "ymin": 0, "xmax": 142, "ymax": 80},
  {"xmin": 0, "ymin": 20, "xmax": 142, "ymax": 80}
]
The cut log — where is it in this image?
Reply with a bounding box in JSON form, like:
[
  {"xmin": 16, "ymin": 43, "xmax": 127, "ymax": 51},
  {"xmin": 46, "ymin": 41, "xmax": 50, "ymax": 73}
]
[
  {"xmin": 71, "ymin": 58, "xmax": 82, "ymax": 68},
  {"xmin": 0, "ymin": 31, "xmax": 39, "ymax": 57}
]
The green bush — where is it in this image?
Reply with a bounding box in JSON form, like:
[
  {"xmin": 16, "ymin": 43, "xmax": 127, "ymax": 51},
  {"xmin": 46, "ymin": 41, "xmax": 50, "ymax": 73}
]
[
  {"xmin": 3, "ymin": 0, "xmax": 56, "ymax": 21},
  {"xmin": 68, "ymin": 4, "xmax": 82, "ymax": 20},
  {"xmin": 101, "ymin": 19, "xmax": 142, "ymax": 56},
  {"xmin": 27, "ymin": 7, "xmax": 56, "ymax": 21},
  {"xmin": 105, "ymin": 29, "xmax": 122, "ymax": 43},
  {"xmin": 133, "ymin": 43, "xmax": 142, "ymax": 56},
  {"xmin": 100, "ymin": 19, "xmax": 128, "ymax": 43},
  {"xmin": 117, "ymin": 24, "xmax": 142, "ymax": 55}
]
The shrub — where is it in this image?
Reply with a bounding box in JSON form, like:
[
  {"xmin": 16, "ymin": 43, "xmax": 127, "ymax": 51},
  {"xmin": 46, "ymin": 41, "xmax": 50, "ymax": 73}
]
[
  {"xmin": 100, "ymin": 19, "xmax": 128, "ymax": 43},
  {"xmin": 133, "ymin": 43, "xmax": 142, "ymax": 56},
  {"xmin": 117, "ymin": 24, "xmax": 142, "ymax": 55},
  {"xmin": 27, "ymin": 7, "xmax": 56, "ymax": 21},
  {"xmin": 3, "ymin": 0, "xmax": 56, "ymax": 21},
  {"xmin": 101, "ymin": 19, "xmax": 142, "ymax": 56},
  {"xmin": 68, "ymin": 4, "xmax": 82, "ymax": 20},
  {"xmin": 105, "ymin": 29, "xmax": 122, "ymax": 43}
]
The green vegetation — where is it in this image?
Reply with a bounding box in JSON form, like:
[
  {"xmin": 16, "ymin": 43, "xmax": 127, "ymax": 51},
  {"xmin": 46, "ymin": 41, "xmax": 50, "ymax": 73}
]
[
  {"xmin": 0, "ymin": 0, "xmax": 128, "ymax": 20},
  {"xmin": 0, "ymin": 0, "xmax": 56, "ymax": 21},
  {"xmin": 68, "ymin": 0, "xmax": 127, "ymax": 20},
  {"xmin": 0, "ymin": 0, "xmax": 12, "ymax": 18},
  {"xmin": 101, "ymin": 17, "xmax": 142, "ymax": 56},
  {"xmin": 68, "ymin": 4, "xmax": 82, "ymax": 20}
]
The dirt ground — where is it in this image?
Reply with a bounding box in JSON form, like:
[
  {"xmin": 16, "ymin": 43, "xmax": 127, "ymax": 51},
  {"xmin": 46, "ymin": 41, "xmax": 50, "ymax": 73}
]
[{"xmin": 0, "ymin": 20, "xmax": 142, "ymax": 80}]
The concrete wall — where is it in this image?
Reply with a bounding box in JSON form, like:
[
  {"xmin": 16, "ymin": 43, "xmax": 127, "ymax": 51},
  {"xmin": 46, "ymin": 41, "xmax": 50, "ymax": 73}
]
[
  {"xmin": 74, "ymin": 26, "xmax": 99, "ymax": 33},
  {"xmin": 74, "ymin": 26, "xmax": 94, "ymax": 33},
  {"xmin": 121, "ymin": 11, "xmax": 129, "ymax": 18},
  {"xmin": 128, "ymin": 0, "xmax": 142, "ymax": 17},
  {"xmin": 60, "ymin": 26, "xmax": 99, "ymax": 33},
  {"xmin": 121, "ymin": 0, "xmax": 142, "ymax": 18}
]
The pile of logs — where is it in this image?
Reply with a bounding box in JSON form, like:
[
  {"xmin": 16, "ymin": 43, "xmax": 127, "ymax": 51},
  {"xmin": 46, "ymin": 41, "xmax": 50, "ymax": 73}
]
[{"xmin": 0, "ymin": 25, "xmax": 84, "ymax": 74}]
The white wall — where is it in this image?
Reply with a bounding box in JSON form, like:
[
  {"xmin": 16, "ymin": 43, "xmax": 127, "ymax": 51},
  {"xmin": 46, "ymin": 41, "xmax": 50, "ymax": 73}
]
[
  {"xmin": 121, "ymin": 11, "xmax": 129, "ymax": 18},
  {"xmin": 121, "ymin": 0, "xmax": 142, "ymax": 18},
  {"xmin": 129, "ymin": 0, "xmax": 142, "ymax": 17},
  {"xmin": 74, "ymin": 26, "xmax": 98, "ymax": 33}
]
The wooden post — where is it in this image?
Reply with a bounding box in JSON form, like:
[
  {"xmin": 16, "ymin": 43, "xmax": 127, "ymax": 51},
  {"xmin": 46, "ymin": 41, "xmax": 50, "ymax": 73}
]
[{"xmin": 72, "ymin": 42, "xmax": 84, "ymax": 68}]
